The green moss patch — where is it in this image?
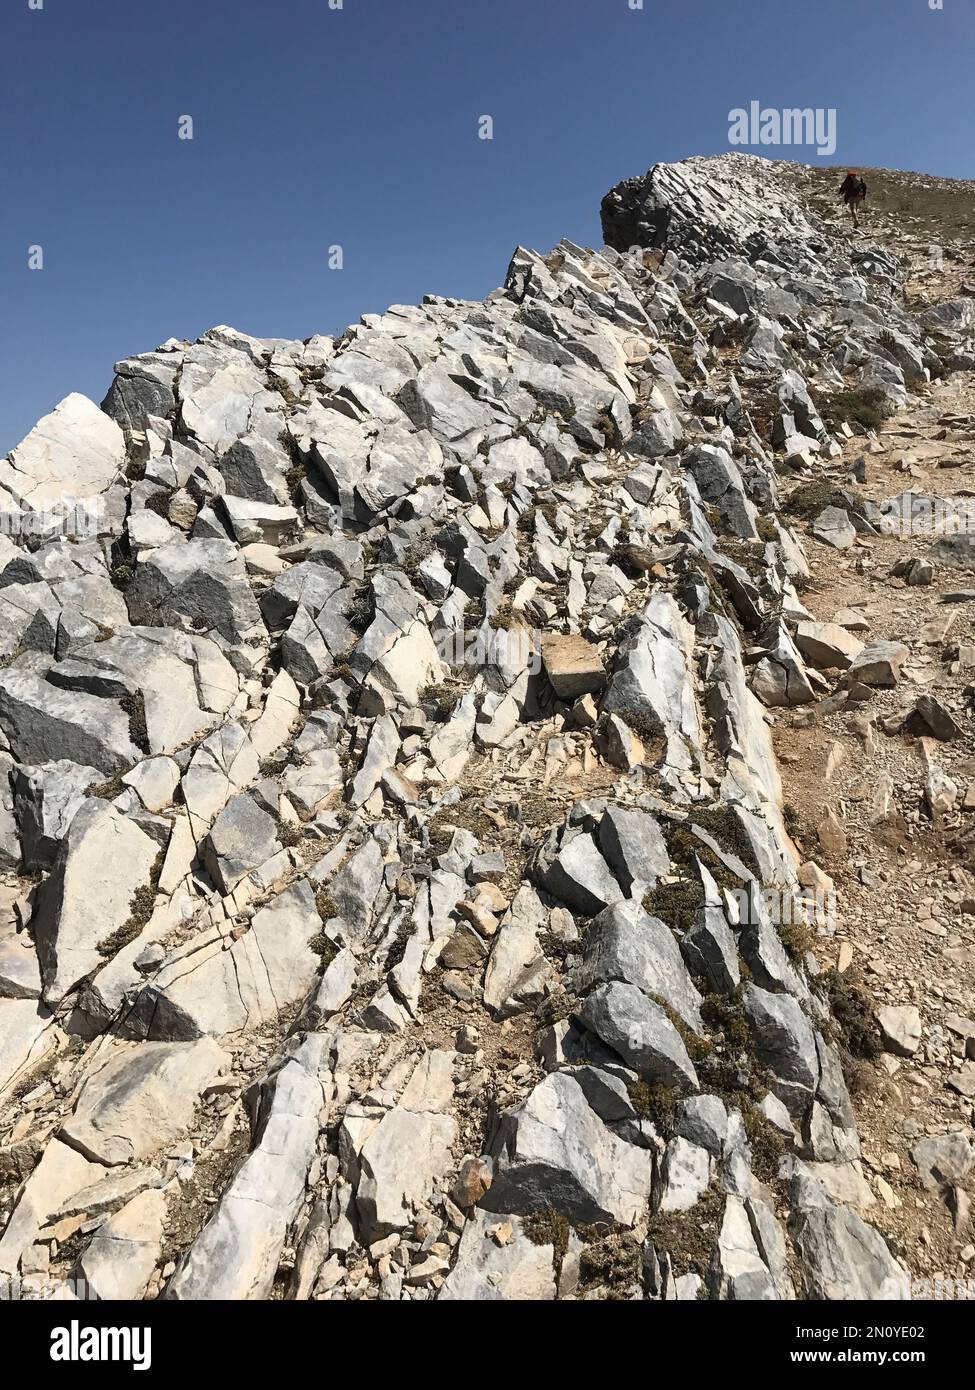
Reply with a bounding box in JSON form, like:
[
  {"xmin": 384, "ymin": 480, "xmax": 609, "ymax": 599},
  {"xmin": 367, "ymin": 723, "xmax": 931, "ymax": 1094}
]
[
  {"xmin": 821, "ymin": 968, "xmax": 881, "ymax": 1061},
  {"xmin": 97, "ymin": 848, "xmax": 164, "ymax": 957},
  {"xmin": 648, "ymin": 1187, "xmax": 724, "ymax": 1282},
  {"xmin": 578, "ymin": 1230, "xmax": 640, "ymax": 1293},
  {"xmin": 523, "ymin": 1209, "xmax": 571, "ymax": 1259}
]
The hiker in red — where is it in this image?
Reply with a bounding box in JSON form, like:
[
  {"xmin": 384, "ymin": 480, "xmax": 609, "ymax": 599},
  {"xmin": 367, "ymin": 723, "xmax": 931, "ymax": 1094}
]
[{"xmin": 839, "ymin": 170, "xmax": 867, "ymax": 229}]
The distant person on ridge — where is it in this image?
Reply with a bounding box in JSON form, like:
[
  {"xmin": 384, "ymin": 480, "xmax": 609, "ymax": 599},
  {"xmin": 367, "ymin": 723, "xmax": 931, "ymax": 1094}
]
[{"xmin": 839, "ymin": 170, "xmax": 867, "ymax": 229}]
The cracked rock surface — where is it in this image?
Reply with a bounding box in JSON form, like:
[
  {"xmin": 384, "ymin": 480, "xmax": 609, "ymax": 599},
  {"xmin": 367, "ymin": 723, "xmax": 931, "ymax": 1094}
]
[{"xmin": 3, "ymin": 152, "xmax": 974, "ymax": 1300}]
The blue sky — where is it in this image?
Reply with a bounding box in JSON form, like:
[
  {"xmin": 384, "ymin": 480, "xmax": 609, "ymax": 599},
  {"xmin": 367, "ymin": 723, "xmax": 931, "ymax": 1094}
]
[{"xmin": 2, "ymin": 0, "xmax": 972, "ymax": 456}]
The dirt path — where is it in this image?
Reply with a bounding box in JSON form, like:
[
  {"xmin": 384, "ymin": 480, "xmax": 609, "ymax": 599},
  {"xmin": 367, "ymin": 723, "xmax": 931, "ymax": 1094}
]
[{"xmin": 774, "ymin": 364, "xmax": 975, "ymax": 1283}]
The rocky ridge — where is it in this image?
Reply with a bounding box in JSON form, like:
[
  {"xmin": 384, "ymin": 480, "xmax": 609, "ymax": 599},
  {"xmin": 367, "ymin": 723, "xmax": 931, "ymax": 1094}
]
[{"xmin": 1, "ymin": 152, "xmax": 974, "ymax": 1301}]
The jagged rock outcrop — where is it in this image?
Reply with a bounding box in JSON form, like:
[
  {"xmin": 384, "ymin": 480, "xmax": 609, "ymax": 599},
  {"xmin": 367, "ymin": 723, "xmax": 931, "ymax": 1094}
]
[{"xmin": 4, "ymin": 150, "xmax": 972, "ymax": 1302}]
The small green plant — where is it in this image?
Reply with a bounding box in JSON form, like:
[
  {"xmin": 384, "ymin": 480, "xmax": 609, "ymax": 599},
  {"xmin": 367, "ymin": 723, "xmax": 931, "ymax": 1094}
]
[
  {"xmin": 277, "ymin": 819, "xmax": 303, "ymax": 849},
  {"xmin": 307, "ymin": 931, "xmax": 338, "ymax": 967},
  {"xmin": 741, "ymin": 1100, "xmax": 786, "ymax": 1183},
  {"xmin": 120, "ymin": 691, "xmax": 150, "ymax": 753},
  {"xmin": 427, "ymin": 799, "xmax": 496, "ymax": 849},
  {"xmin": 279, "ymin": 431, "xmax": 307, "ymax": 502},
  {"xmin": 816, "ymin": 385, "xmax": 888, "ymax": 432},
  {"xmin": 259, "ymin": 756, "xmax": 288, "ymax": 776},
  {"xmin": 578, "ymin": 1231, "xmax": 640, "ymax": 1291},
  {"xmin": 421, "ymin": 683, "xmax": 460, "ymax": 720},
  {"xmin": 86, "ymin": 773, "xmax": 127, "ymax": 800},
  {"xmin": 314, "ymin": 887, "xmax": 338, "ymax": 922},
  {"xmin": 143, "ymin": 491, "xmax": 171, "ymax": 519},
  {"xmin": 783, "ymin": 479, "xmax": 851, "ymax": 520},
  {"xmin": 0, "ymin": 643, "xmax": 27, "ymax": 671},
  {"xmin": 346, "ymin": 591, "xmax": 374, "ymax": 634},
  {"xmin": 669, "ymin": 344, "xmax": 697, "ymax": 379},
  {"xmin": 595, "ymin": 408, "xmax": 622, "ymax": 449},
  {"xmin": 644, "ymin": 878, "xmax": 702, "ymax": 932},
  {"xmin": 821, "ymin": 968, "xmax": 881, "ymax": 1060},
  {"xmin": 268, "ymin": 372, "xmax": 299, "ymax": 405},
  {"xmin": 648, "ymin": 1188, "xmax": 724, "ymax": 1280},
  {"xmin": 523, "ymin": 1209, "xmax": 570, "ymax": 1259},
  {"xmin": 516, "ymin": 793, "xmax": 563, "ymax": 829},
  {"xmin": 610, "ymin": 708, "xmax": 662, "ymax": 747},
  {"xmin": 651, "ymin": 996, "xmax": 712, "ymax": 1064},
  {"xmin": 701, "ymin": 991, "xmax": 754, "ymax": 1053},
  {"xmin": 683, "ymin": 806, "xmax": 753, "ymax": 868},
  {"xmin": 778, "ymin": 917, "xmax": 814, "ymax": 963},
  {"xmin": 535, "ymin": 988, "xmax": 575, "ymax": 1028},
  {"xmin": 627, "ymin": 1080, "xmax": 679, "ymax": 1133},
  {"xmin": 97, "ymin": 849, "xmax": 164, "ymax": 957}
]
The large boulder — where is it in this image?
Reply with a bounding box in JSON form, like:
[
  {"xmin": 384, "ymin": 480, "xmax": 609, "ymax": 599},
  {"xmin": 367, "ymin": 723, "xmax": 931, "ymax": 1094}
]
[
  {"xmin": 323, "ymin": 836, "xmax": 388, "ymax": 942},
  {"xmin": 602, "ymin": 593, "xmax": 702, "ymax": 761},
  {"xmin": 579, "ymin": 900, "xmax": 703, "ymax": 1031},
  {"xmin": 483, "ymin": 885, "xmax": 555, "ymax": 1017},
  {"xmin": 579, "ymin": 981, "xmax": 699, "ymax": 1090},
  {"xmin": 47, "ymin": 627, "xmax": 239, "ymax": 755},
  {"xmin": 12, "ymin": 760, "xmax": 103, "ymax": 870},
  {"xmin": 102, "ymin": 352, "xmax": 178, "ymax": 433},
  {"xmin": 439, "ymin": 1208, "xmax": 557, "ymax": 1301},
  {"xmin": 177, "ymin": 342, "xmax": 281, "ymax": 455},
  {"xmin": 681, "ymin": 444, "xmax": 759, "ymax": 539},
  {"xmin": 125, "ymin": 880, "xmax": 322, "ymax": 1040},
  {"xmin": 0, "ymin": 582, "xmax": 61, "ymax": 662},
  {"xmin": 31, "ymin": 800, "xmax": 161, "ymax": 1005},
  {"xmin": 743, "ymin": 983, "xmax": 819, "ymax": 1112},
  {"xmin": 0, "ymin": 393, "xmax": 125, "ymax": 511},
  {"xmin": 355, "ymin": 1051, "xmax": 458, "ymax": 1242},
  {"xmin": 596, "ymin": 805, "xmax": 670, "ymax": 892},
  {"xmin": 0, "ymin": 999, "xmax": 60, "ymax": 1107},
  {"xmin": 397, "ymin": 365, "xmax": 497, "ymax": 441},
  {"xmin": 180, "ymin": 720, "xmax": 260, "ymax": 841},
  {"xmin": 920, "ymin": 297, "xmax": 975, "ymax": 335},
  {"xmin": 126, "ymin": 539, "xmax": 264, "ymax": 644},
  {"xmin": 60, "ymin": 1038, "xmax": 229, "ymax": 1165},
  {"xmin": 711, "ymin": 1194, "xmax": 777, "ymax": 1299},
  {"xmin": 790, "ymin": 1176, "xmax": 909, "ymax": 1299},
  {"xmin": 0, "ymin": 664, "xmax": 141, "ymax": 776},
  {"xmin": 484, "ymin": 1070, "xmax": 654, "ymax": 1227},
  {"xmin": 167, "ymin": 1035, "xmax": 327, "ymax": 1299},
  {"xmin": 203, "ymin": 792, "xmax": 281, "ymax": 895},
  {"xmin": 77, "ymin": 1189, "xmax": 167, "ymax": 1301},
  {"xmin": 216, "ymin": 431, "xmax": 292, "ymax": 505}
]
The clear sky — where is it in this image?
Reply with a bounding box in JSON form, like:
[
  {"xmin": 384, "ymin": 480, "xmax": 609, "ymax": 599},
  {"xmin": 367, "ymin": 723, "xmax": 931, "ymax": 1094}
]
[{"xmin": 2, "ymin": 0, "xmax": 972, "ymax": 456}]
